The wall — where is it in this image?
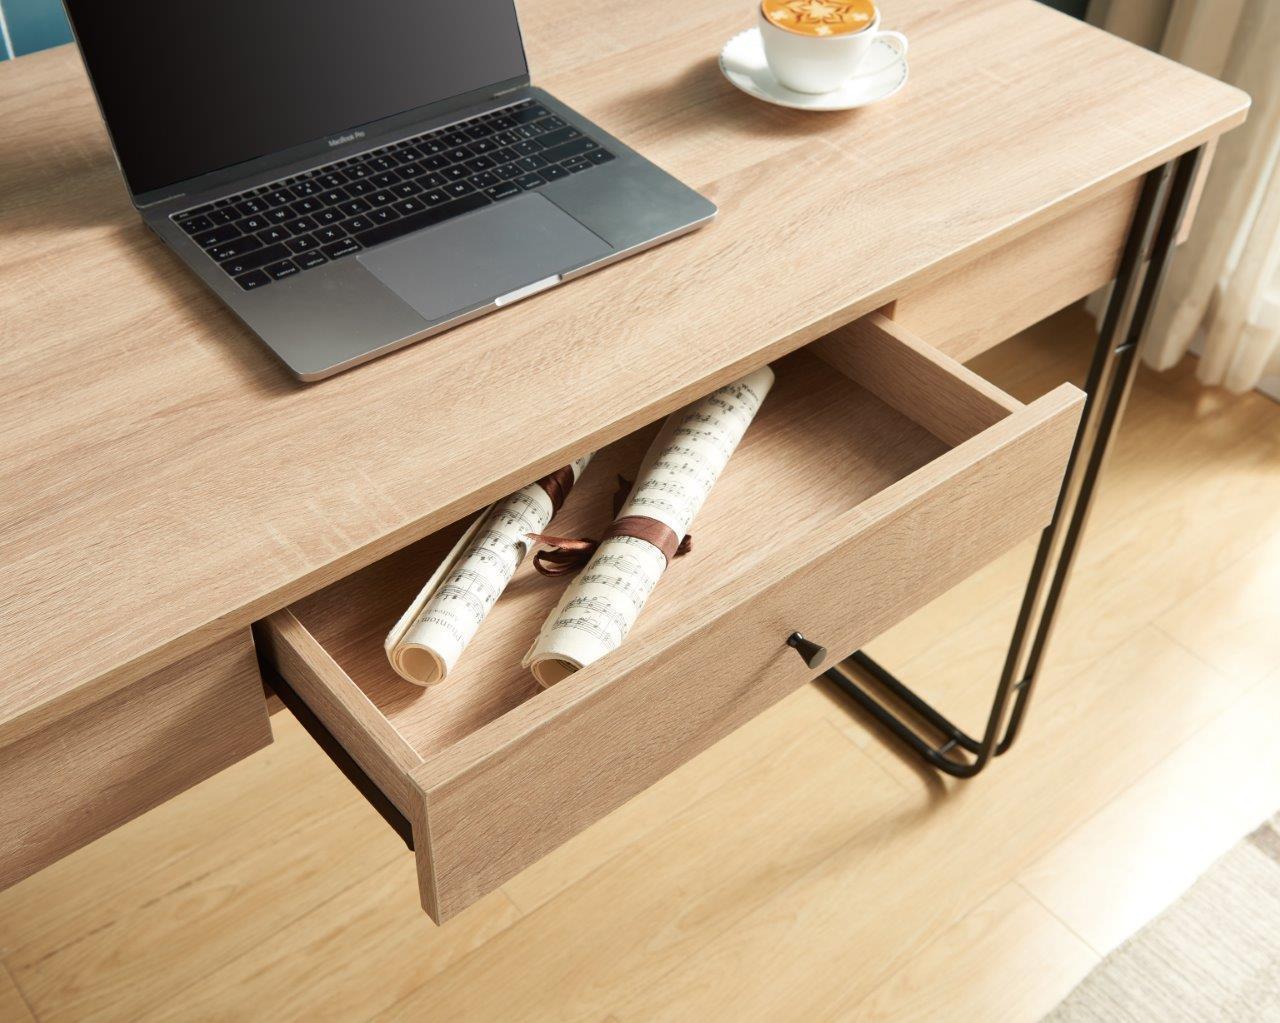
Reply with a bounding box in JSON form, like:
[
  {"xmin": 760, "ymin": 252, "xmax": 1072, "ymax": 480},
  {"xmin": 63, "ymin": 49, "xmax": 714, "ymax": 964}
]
[{"xmin": 0, "ymin": 0, "xmax": 72, "ymax": 61}]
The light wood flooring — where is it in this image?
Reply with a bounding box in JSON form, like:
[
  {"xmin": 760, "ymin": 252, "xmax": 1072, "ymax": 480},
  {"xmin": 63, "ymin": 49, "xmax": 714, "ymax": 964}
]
[{"xmin": 2, "ymin": 305, "xmax": 1279, "ymax": 1023}]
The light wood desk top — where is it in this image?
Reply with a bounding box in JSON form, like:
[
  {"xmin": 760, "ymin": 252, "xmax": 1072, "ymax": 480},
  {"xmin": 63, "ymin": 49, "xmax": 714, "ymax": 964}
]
[{"xmin": 0, "ymin": 0, "xmax": 1246, "ymax": 747}]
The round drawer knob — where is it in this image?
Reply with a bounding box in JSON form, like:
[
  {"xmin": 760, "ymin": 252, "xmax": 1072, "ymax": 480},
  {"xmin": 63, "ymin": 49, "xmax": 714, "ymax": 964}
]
[{"xmin": 787, "ymin": 632, "xmax": 828, "ymax": 670}]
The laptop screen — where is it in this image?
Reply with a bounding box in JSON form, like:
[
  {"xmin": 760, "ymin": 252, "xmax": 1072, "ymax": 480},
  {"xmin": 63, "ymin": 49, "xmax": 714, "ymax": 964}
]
[{"xmin": 65, "ymin": 0, "xmax": 529, "ymax": 198}]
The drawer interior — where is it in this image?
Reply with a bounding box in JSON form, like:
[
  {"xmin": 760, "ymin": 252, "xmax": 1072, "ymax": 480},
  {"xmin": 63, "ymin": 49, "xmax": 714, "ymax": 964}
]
[
  {"xmin": 265, "ymin": 314, "xmax": 1080, "ymax": 920},
  {"xmin": 285, "ymin": 345, "xmax": 977, "ymax": 763}
]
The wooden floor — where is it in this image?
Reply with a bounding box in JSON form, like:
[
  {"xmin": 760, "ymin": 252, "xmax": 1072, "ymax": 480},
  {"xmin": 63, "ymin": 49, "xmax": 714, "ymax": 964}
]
[{"xmin": 3, "ymin": 305, "xmax": 1279, "ymax": 1023}]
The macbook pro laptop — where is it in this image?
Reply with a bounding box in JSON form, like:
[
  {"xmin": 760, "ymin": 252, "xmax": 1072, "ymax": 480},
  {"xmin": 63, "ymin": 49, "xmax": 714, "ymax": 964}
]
[{"xmin": 64, "ymin": 1, "xmax": 716, "ymax": 380}]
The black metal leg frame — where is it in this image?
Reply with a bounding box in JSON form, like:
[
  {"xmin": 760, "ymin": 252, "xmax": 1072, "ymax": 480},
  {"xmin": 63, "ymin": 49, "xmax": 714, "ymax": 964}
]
[{"xmin": 816, "ymin": 147, "xmax": 1206, "ymax": 778}]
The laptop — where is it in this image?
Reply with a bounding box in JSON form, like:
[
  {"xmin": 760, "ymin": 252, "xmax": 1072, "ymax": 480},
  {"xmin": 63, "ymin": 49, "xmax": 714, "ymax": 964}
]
[{"xmin": 64, "ymin": 1, "xmax": 716, "ymax": 381}]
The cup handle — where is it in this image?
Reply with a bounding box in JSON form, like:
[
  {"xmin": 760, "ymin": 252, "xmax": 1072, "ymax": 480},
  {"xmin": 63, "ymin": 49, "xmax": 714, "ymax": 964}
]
[{"xmin": 846, "ymin": 29, "xmax": 909, "ymax": 77}]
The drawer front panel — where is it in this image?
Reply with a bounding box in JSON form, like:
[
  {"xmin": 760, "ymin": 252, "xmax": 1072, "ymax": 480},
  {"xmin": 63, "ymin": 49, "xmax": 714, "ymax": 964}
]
[
  {"xmin": 0, "ymin": 632, "xmax": 271, "ymax": 889},
  {"xmin": 890, "ymin": 178, "xmax": 1142, "ymax": 363},
  {"xmin": 417, "ymin": 386, "xmax": 1082, "ymax": 919}
]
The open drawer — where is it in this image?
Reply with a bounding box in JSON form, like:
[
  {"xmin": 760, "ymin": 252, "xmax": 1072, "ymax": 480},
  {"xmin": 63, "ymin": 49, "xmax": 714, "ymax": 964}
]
[{"xmin": 256, "ymin": 313, "xmax": 1083, "ymax": 922}]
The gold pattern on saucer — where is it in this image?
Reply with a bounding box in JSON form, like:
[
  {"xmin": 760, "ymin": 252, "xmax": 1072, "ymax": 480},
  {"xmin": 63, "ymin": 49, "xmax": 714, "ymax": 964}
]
[{"xmin": 761, "ymin": 0, "xmax": 876, "ymax": 36}]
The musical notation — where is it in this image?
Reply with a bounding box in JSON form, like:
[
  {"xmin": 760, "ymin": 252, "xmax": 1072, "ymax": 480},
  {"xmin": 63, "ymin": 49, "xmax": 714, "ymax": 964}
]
[
  {"xmin": 385, "ymin": 454, "xmax": 591, "ymax": 685},
  {"xmin": 524, "ymin": 366, "xmax": 775, "ymax": 686}
]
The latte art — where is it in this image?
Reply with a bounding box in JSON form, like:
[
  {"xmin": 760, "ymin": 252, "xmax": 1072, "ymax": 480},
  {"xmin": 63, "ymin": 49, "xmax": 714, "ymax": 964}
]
[{"xmin": 761, "ymin": 0, "xmax": 877, "ymax": 36}]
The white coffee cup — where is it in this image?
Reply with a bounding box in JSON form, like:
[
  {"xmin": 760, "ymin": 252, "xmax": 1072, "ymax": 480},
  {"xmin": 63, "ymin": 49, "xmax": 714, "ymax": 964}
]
[{"xmin": 758, "ymin": 3, "xmax": 908, "ymax": 94}]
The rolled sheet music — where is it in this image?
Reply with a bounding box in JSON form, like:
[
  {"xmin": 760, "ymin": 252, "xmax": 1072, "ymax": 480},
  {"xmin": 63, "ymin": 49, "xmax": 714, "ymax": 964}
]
[
  {"xmin": 524, "ymin": 366, "xmax": 775, "ymax": 686},
  {"xmin": 385, "ymin": 455, "xmax": 592, "ymax": 686}
]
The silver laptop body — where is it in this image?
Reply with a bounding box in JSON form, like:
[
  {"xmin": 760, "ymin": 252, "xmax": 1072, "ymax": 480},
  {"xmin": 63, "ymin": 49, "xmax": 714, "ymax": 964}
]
[{"xmin": 65, "ymin": 2, "xmax": 715, "ymax": 380}]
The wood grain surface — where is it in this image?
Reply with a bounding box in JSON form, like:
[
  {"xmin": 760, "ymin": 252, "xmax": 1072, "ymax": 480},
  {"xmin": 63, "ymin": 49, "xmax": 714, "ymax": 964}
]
[
  {"xmin": 0, "ymin": 0, "xmax": 1247, "ymax": 752},
  {"xmin": 0, "ymin": 632, "xmax": 270, "ymax": 889}
]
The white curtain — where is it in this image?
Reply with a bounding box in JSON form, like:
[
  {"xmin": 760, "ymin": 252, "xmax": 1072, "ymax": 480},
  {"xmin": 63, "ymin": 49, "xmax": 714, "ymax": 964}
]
[{"xmin": 1089, "ymin": 0, "xmax": 1280, "ymax": 394}]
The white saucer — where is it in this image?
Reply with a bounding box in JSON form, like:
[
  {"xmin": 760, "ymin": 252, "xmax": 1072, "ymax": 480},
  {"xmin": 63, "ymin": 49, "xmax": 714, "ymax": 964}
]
[{"xmin": 719, "ymin": 27, "xmax": 908, "ymax": 111}]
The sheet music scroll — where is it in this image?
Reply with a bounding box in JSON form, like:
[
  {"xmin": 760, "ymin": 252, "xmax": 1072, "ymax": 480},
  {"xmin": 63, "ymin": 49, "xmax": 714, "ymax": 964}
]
[
  {"xmin": 385, "ymin": 455, "xmax": 592, "ymax": 686},
  {"xmin": 524, "ymin": 366, "xmax": 775, "ymax": 686}
]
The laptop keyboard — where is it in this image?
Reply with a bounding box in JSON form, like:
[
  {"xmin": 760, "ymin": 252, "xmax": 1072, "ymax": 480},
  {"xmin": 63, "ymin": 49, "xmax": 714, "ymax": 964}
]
[{"xmin": 169, "ymin": 99, "xmax": 615, "ymax": 292}]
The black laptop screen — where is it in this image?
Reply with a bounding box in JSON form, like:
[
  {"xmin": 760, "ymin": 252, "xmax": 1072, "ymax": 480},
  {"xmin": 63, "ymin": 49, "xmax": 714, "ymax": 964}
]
[{"xmin": 65, "ymin": 0, "xmax": 529, "ymax": 197}]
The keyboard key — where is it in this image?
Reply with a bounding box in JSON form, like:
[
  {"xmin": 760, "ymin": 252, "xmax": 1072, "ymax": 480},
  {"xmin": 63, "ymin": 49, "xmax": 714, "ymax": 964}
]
[
  {"xmin": 207, "ymin": 235, "xmax": 261, "ymax": 261},
  {"xmin": 440, "ymin": 132, "xmax": 468, "ymax": 148},
  {"xmin": 420, "ymin": 172, "xmax": 447, "ymax": 188},
  {"xmin": 485, "ymin": 182, "xmax": 521, "ymax": 201},
  {"xmin": 237, "ymin": 214, "xmax": 270, "ymax": 233},
  {"xmin": 517, "ymin": 154, "xmax": 549, "ymax": 172},
  {"xmin": 394, "ymin": 197, "xmax": 424, "ymax": 215},
  {"xmin": 295, "ymin": 250, "xmax": 328, "ymax": 270},
  {"xmin": 366, "ymin": 156, "xmax": 396, "ymax": 172},
  {"xmin": 445, "ymin": 180, "xmax": 476, "ymax": 198},
  {"xmin": 494, "ymin": 129, "xmax": 521, "ymax": 146},
  {"xmin": 469, "ymin": 138, "xmax": 497, "ymax": 154},
  {"xmin": 463, "ymin": 124, "xmax": 490, "ymax": 141},
  {"xmin": 540, "ymin": 137, "xmax": 597, "ymax": 164},
  {"xmin": 322, "ymin": 237, "xmax": 363, "ymax": 260},
  {"xmin": 346, "ymin": 164, "xmax": 372, "ymax": 179},
  {"xmin": 235, "ymin": 197, "xmax": 267, "ymax": 216},
  {"xmin": 315, "ymin": 207, "xmax": 343, "ymax": 225},
  {"xmin": 179, "ymin": 215, "xmax": 214, "ymax": 235},
  {"xmin": 285, "ymin": 216, "xmax": 318, "ymax": 234},
  {"xmin": 219, "ymin": 242, "xmax": 288, "ymax": 275},
  {"xmin": 286, "ymin": 234, "xmax": 319, "ymax": 253},
  {"xmin": 470, "ymin": 171, "xmax": 500, "ymax": 189},
  {"xmin": 540, "ymin": 165, "xmax": 570, "ymax": 182},
  {"xmin": 319, "ymin": 188, "xmax": 348, "ymax": 205},
  {"xmin": 317, "ymin": 171, "xmax": 348, "ymax": 187},
  {"xmin": 346, "ymin": 179, "xmax": 375, "ymax": 196},
  {"xmin": 340, "ymin": 199, "xmax": 371, "ymax": 217},
  {"xmin": 235, "ymin": 269, "xmax": 271, "ymax": 290},
  {"xmin": 290, "ymin": 181, "xmax": 320, "ymax": 197},
  {"xmin": 391, "ymin": 149, "xmax": 419, "ymax": 165},
  {"xmin": 393, "ymin": 181, "xmax": 422, "ymax": 198},
  {"xmin": 265, "ymin": 258, "xmax": 300, "ymax": 280},
  {"xmin": 586, "ymin": 148, "xmax": 615, "ymax": 165},
  {"xmin": 257, "ymin": 226, "xmax": 291, "ymax": 245},
  {"xmin": 421, "ymin": 155, "xmax": 450, "ymax": 171},
  {"xmin": 443, "ymin": 165, "xmax": 469, "ymax": 182},
  {"xmin": 291, "ymin": 197, "xmax": 323, "ymax": 215},
  {"xmin": 369, "ymin": 206, "xmax": 400, "ymax": 224},
  {"xmin": 398, "ymin": 162, "xmax": 427, "ymax": 178},
  {"xmin": 193, "ymin": 223, "xmax": 241, "ymax": 248},
  {"xmin": 563, "ymin": 156, "xmax": 592, "ymax": 173},
  {"xmin": 314, "ymin": 225, "xmax": 347, "ymax": 244},
  {"xmin": 466, "ymin": 155, "xmax": 496, "ymax": 172},
  {"xmin": 538, "ymin": 115, "xmax": 567, "ymax": 131},
  {"xmin": 344, "ymin": 214, "xmax": 373, "ymax": 233},
  {"xmin": 513, "ymin": 140, "xmax": 542, "ymax": 157},
  {"xmin": 515, "ymin": 172, "xmax": 545, "ymax": 190},
  {"xmin": 368, "ymin": 190, "xmax": 397, "ymax": 207},
  {"xmin": 209, "ymin": 208, "xmax": 239, "ymax": 225},
  {"xmin": 371, "ymin": 171, "xmax": 401, "ymax": 187},
  {"xmin": 421, "ymin": 188, "xmax": 450, "ymax": 206},
  {"xmin": 354, "ymin": 191, "xmax": 490, "ymax": 249},
  {"xmin": 264, "ymin": 189, "xmax": 294, "ymax": 207},
  {"xmin": 417, "ymin": 140, "xmax": 447, "ymax": 158}
]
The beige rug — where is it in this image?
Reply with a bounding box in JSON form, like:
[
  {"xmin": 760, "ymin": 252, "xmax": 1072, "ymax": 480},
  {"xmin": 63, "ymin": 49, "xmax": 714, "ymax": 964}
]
[{"xmin": 1046, "ymin": 813, "xmax": 1280, "ymax": 1022}]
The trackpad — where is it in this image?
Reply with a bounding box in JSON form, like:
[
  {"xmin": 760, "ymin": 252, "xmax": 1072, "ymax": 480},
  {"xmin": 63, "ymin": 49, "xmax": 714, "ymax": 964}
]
[{"xmin": 357, "ymin": 194, "xmax": 611, "ymax": 323}]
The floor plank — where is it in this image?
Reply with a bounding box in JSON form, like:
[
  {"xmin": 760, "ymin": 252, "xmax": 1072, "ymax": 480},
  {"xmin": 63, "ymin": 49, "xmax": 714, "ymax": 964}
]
[
  {"xmin": 1018, "ymin": 667, "xmax": 1280, "ymax": 956},
  {"xmin": 0, "ymin": 962, "xmax": 35, "ymax": 1023},
  {"xmin": 843, "ymin": 883, "xmax": 1098, "ymax": 1023}
]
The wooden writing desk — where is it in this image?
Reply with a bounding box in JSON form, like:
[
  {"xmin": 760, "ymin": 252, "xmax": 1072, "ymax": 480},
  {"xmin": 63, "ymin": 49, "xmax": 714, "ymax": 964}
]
[{"xmin": 0, "ymin": 0, "xmax": 1246, "ymax": 921}]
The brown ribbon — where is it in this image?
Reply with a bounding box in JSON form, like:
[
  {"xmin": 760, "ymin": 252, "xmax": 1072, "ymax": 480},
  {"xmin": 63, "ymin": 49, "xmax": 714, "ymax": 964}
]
[
  {"xmin": 528, "ymin": 475, "xmax": 692, "ymax": 577},
  {"xmin": 534, "ymin": 464, "xmax": 577, "ymax": 514}
]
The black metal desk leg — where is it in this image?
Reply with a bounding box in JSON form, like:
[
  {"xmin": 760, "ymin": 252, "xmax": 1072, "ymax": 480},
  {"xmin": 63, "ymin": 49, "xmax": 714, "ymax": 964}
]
[{"xmin": 823, "ymin": 146, "xmax": 1206, "ymax": 779}]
